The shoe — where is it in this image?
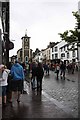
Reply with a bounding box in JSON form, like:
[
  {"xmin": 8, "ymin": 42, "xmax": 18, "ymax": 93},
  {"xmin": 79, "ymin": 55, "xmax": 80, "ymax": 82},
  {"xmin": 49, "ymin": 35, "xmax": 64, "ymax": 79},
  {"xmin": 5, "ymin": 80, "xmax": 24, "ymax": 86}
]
[
  {"xmin": 17, "ymin": 99, "xmax": 20, "ymax": 103},
  {"xmin": 23, "ymin": 90, "xmax": 27, "ymax": 94},
  {"xmin": 32, "ymin": 88, "xmax": 36, "ymax": 90}
]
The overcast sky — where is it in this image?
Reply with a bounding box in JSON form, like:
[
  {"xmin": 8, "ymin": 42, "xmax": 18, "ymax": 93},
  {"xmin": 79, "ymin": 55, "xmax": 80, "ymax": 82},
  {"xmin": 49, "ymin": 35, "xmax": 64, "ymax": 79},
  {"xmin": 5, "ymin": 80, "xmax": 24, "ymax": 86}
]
[{"xmin": 9, "ymin": 0, "xmax": 79, "ymax": 57}]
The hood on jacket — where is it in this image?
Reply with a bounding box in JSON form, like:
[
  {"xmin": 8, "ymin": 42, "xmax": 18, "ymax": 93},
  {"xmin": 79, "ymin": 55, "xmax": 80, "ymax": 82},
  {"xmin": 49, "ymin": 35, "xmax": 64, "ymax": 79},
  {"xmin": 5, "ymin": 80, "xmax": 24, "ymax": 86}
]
[{"xmin": 14, "ymin": 63, "xmax": 21, "ymax": 67}]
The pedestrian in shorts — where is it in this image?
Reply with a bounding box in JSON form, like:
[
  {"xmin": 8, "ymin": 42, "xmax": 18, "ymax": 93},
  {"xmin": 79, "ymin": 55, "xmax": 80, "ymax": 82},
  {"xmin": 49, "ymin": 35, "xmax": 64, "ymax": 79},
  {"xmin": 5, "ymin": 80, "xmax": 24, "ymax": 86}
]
[{"xmin": 10, "ymin": 60, "xmax": 24, "ymax": 104}]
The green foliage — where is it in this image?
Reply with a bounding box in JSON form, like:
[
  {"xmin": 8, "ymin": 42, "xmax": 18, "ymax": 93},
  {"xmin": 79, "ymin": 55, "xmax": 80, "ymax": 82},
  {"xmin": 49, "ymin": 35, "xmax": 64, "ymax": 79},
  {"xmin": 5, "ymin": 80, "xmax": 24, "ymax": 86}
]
[
  {"xmin": 58, "ymin": 11, "xmax": 80, "ymax": 44},
  {"xmin": 72, "ymin": 11, "xmax": 80, "ymax": 26}
]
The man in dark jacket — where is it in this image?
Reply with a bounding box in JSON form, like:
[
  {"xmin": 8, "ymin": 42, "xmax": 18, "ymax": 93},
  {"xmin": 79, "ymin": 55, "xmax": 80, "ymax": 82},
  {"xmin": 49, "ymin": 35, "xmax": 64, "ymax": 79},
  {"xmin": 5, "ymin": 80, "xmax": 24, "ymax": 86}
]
[
  {"xmin": 31, "ymin": 62, "xmax": 37, "ymax": 89},
  {"xmin": 60, "ymin": 61, "xmax": 66, "ymax": 79},
  {"xmin": 36, "ymin": 62, "xmax": 44, "ymax": 91}
]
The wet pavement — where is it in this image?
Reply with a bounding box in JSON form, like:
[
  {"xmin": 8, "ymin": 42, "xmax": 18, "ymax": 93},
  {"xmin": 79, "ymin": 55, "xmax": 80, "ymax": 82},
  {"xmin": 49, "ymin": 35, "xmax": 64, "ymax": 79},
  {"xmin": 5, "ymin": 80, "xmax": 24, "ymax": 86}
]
[
  {"xmin": 2, "ymin": 87, "xmax": 73, "ymax": 118},
  {"xmin": 1, "ymin": 70, "xmax": 79, "ymax": 118},
  {"xmin": 0, "ymin": 104, "xmax": 2, "ymax": 120}
]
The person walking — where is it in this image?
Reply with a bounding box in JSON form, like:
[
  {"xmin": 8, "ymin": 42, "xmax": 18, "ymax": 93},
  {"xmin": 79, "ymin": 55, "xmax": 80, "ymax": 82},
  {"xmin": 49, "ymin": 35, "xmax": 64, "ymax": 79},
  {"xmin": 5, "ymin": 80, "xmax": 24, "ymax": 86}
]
[
  {"xmin": 60, "ymin": 61, "xmax": 66, "ymax": 79},
  {"xmin": 0, "ymin": 65, "xmax": 10, "ymax": 107},
  {"xmin": 31, "ymin": 62, "xmax": 37, "ymax": 90},
  {"xmin": 36, "ymin": 62, "xmax": 44, "ymax": 91},
  {"xmin": 6, "ymin": 62, "xmax": 13, "ymax": 103},
  {"xmin": 71, "ymin": 62, "xmax": 75, "ymax": 74},
  {"xmin": 10, "ymin": 60, "xmax": 24, "ymax": 104},
  {"xmin": 56, "ymin": 63, "xmax": 60, "ymax": 80}
]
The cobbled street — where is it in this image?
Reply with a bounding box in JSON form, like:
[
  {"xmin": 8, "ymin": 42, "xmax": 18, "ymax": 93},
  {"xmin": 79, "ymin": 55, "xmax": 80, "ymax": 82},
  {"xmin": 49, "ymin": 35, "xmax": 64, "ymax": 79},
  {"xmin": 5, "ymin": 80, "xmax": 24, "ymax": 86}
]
[{"xmin": 42, "ymin": 70, "xmax": 78, "ymax": 118}]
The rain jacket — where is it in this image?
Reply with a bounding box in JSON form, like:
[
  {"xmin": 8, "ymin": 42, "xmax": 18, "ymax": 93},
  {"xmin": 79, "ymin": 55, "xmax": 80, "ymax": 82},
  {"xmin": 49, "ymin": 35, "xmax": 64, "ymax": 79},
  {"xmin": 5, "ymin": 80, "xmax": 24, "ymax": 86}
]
[{"xmin": 10, "ymin": 63, "xmax": 24, "ymax": 81}]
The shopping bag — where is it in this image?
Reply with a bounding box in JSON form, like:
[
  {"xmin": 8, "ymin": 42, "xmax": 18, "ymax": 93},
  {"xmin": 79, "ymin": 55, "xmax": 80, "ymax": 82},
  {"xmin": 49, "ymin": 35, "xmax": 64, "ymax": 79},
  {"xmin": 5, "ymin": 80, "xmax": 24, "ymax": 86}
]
[
  {"xmin": 31, "ymin": 77, "xmax": 37, "ymax": 88},
  {"xmin": 23, "ymin": 80, "xmax": 27, "ymax": 92}
]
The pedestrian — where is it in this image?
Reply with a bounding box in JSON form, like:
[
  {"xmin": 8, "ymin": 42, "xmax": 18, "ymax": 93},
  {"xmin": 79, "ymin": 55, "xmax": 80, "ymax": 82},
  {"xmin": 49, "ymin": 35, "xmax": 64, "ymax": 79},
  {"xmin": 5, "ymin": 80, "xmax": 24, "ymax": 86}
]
[
  {"xmin": 36, "ymin": 62, "xmax": 44, "ymax": 91},
  {"xmin": 6, "ymin": 62, "xmax": 13, "ymax": 103},
  {"xmin": 26, "ymin": 63, "xmax": 29, "ymax": 76},
  {"xmin": 67, "ymin": 63, "xmax": 70, "ymax": 73},
  {"xmin": 43, "ymin": 63, "xmax": 49, "ymax": 75},
  {"xmin": 75, "ymin": 63, "xmax": 78, "ymax": 71},
  {"xmin": 71, "ymin": 62, "xmax": 75, "ymax": 74},
  {"xmin": 0, "ymin": 65, "xmax": 10, "ymax": 107},
  {"xmin": 47, "ymin": 63, "xmax": 50, "ymax": 75},
  {"xmin": 31, "ymin": 62, "xmax": 37, "ymax": 90},
  {"xmin": 43, "ymin": 63, "xmax": 47, "ymax": 74},
  {"xmin": 56, "ymin": 63, "xmax": 60, "ymax": 80},
  {"xmin": 10, "ymin": 60, "xmax": 24, "ymax": 104},
  {"xmin": 60, "ymin": 61, "xmax": 66, "ymax": 79}
]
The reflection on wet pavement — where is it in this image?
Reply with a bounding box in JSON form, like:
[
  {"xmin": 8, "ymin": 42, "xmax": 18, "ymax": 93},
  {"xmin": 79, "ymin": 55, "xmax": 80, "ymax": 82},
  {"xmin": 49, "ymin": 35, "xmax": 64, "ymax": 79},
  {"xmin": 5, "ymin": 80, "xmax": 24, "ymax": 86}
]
[{"xmin": 2, "ymin": 82, "xmax": 74, "ymax": 118}]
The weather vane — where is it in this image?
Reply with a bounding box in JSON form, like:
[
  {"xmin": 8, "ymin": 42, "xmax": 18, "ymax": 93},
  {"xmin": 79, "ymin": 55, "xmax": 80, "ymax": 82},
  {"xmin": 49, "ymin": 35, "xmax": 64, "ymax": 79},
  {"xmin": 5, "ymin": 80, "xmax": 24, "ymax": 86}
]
[{"xmin": 25, "ymin": 29, "xmax": 27, "ymax": 36}]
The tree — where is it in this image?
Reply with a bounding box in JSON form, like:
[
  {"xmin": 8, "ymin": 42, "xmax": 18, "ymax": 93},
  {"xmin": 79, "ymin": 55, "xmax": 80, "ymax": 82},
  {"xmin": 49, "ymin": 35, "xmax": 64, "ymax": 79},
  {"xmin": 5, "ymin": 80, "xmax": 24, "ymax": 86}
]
[
  {"xmin": 34, "ymin": 48, "xmax": 40, "ymax": 55},
  {"xmin": 33, "ymin": 48, "xmax": 40, "ymax": 58},
  {"xmin": 58, "ymin": 11, "xmax": 80, "ymax": 61},
  {"xmin": 58, "ymin": 11, "xmax": 80, "ymax": 44}
]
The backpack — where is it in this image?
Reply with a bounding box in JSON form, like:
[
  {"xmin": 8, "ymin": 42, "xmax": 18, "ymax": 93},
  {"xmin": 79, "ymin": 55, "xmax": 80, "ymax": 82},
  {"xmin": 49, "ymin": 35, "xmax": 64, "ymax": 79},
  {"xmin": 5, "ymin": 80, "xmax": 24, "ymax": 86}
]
[{"xmin": 5, "ymin": 70, "xmax": 13, "ymax": 82}]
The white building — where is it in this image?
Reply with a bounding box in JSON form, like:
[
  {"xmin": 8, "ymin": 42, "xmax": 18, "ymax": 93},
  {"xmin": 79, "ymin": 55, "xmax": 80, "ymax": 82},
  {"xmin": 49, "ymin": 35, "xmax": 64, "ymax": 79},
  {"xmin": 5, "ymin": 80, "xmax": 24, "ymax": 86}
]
[
  {"xmin": 51, "ymin": 40, "xmax": 78, "ymax": 63},
  {"xmin": 51, "ymin": 41, "xmax": 67, "ymax": 63},
  {"xmin": 33, "ymin": 40, "xmax": 78, "ymax": 64},
  {"xmin": 33, "ymin": 51, "xmax": 43, "ymax": 62},
  {"xmin": 59, "ymin": 42, "xmax": 78, "ymax": 63}
]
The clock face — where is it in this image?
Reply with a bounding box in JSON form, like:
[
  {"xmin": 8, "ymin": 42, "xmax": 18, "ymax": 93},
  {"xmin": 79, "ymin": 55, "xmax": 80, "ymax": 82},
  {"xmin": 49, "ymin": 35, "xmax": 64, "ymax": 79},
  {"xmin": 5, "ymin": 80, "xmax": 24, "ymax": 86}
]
[{"xmin": 25, "ymin": 38, "xmax": 28, "ymax": 42}]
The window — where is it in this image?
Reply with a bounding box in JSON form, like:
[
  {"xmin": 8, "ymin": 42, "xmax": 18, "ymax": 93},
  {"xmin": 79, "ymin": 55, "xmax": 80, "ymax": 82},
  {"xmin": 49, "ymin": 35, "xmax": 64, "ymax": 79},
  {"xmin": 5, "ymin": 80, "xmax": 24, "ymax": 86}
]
[
  {"xmin": 61, "ymin": 53, "xmax": 65, "ymax": 57},
  {"xmin": 61, "ymin": 48, "xmax": 62, "ymax": 52},
  {"xmin": 72, "ymin": 51, "xmax": 75, "ymax": 57},
  {"xmin": 72, "ymin": 44, "xmax": 74, "ymax": 49},
  {"xmin": 55, "ymin": 47, "xmax": 58, "ymax": 52},
  {"xmin": 55, "ymin": 54, "xmax": 58, "ymax": 59},
  {"xmin": 49, "ymin": 50, "xmax": 50, "ymax": 54},
  {"xmin": 52, "ymin": 54, "xmax": 54, "ymax": 59},
  {"xmin": 64, "ymin": 46, "xmax": 65, "ymax": 51},
  {"xmin": 52, "ymin": 47, "xmax": 54, "ymax": 52},
  {"xmin": 67, "ymin": 52, "xmax": 69, "ymax": 58},
  {"xmin": 67, "ymin": 45, "xmax": 69, "ymax": 50}
]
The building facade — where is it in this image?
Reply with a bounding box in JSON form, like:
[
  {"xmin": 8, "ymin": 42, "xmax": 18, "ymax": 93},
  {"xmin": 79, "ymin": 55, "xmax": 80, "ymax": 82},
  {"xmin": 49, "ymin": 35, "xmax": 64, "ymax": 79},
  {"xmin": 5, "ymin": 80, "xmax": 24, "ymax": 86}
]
[
  {"xmin": 51, "ymin": 40, "xmax": 78, "ymax": 63},
  {"xmin": 51, "ymin": 41, "xmax": 67, "ymax": 63},
  {"xmin": 33, "ymin": 40, "xmax": 78, "ymax": 64}
]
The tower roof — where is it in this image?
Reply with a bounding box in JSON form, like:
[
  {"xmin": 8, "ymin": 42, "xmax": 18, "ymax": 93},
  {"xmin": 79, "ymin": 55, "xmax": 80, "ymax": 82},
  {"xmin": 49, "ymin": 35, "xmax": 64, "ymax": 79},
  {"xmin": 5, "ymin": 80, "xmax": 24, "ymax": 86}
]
[
  {"xmin": 25, "ymin": 29, "xmax": 27, "ymax": 36},
  {"xmin": 21, "ymin": 29, "xmax": 31, "ymax": 39}
]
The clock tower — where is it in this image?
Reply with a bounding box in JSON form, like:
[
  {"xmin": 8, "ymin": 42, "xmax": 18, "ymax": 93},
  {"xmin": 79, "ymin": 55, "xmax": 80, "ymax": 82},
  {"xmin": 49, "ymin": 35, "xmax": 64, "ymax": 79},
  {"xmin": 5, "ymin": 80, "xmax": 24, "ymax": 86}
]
[{"xmin": 21, "ymin": 30, "xmax": 31, "ymax": 63}]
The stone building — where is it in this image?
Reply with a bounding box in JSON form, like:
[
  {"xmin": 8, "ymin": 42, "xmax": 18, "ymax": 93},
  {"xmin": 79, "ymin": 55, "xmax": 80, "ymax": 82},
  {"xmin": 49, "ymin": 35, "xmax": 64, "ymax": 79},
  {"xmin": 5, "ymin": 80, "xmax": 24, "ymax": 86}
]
[
  {"xmin": 21, "ymin": 30, "xmax": 31, "ymax": 63},
  {"xmin": 17, "ymin": 48, "xmax": 22, "ymax": 62}
]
